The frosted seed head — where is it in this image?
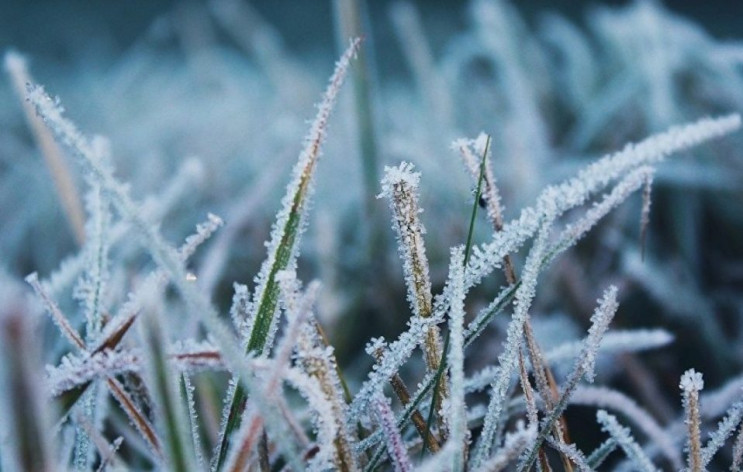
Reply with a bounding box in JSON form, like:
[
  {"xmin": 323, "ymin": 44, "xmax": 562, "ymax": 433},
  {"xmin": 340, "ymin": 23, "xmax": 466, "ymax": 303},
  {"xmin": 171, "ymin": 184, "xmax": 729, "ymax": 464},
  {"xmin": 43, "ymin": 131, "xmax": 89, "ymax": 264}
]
[
  {"xmin": 378, "ymin": 162, "xmax": 421, "ymax": 199},
  {"xmin": 680, "ymin": 369, "xmax": 704, "ymax": 392},
  {"xmin": 365, "ymin": 337, "xmax": 387, "ymax": 356}
]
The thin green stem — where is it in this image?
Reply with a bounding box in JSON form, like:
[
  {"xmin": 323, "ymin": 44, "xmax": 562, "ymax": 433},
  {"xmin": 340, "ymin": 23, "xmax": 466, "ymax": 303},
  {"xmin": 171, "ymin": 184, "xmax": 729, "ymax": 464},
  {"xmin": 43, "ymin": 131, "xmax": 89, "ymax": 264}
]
[{"xmin": 420, "ymin": 135, "xmax": 490, "ymax": 461}]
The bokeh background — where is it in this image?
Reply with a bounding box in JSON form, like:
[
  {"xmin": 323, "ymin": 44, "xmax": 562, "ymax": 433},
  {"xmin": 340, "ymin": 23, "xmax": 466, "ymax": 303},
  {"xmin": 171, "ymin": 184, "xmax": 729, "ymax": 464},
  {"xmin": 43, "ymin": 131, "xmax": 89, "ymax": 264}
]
[{"xmin": 1, "ymin": 4, "xmax": 742, "ymax": 466}]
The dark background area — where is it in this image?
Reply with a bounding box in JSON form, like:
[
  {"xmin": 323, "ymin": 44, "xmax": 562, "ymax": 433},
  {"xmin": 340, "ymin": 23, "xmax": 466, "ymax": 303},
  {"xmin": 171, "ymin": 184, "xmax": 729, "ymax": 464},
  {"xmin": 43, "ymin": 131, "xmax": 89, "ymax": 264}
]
[{"xmin": 1, "ymin": 1, "xmax": 740, "ymax": 73}]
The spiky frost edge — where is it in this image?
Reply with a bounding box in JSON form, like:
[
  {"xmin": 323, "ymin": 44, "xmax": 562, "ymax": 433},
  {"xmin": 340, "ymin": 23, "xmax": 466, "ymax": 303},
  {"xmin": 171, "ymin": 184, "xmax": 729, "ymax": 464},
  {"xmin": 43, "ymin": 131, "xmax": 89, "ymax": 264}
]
[
  {"xmin": 350, "ymin": 115, "xmax": 740, "ymax": 431},
  {"xmin": 546, "ymin": 438, "xmax": 592, "ymax": 472},
  {"xmin": 373, "ymin": 392, "xmax": 412, "ymax": 472},
  {"xmin": 470, "ymin": 218, "xmax": 552, "ymax": 468},
  {"xmin": 139, "ymin": 287, "xmax": 196, "ymax": 471},
  {"xmin": 732, "ymin": 414, "xmax": 743, "ymax": 471},
  {"xmin": 288, "ymin": 273, "xmax": 358, "ymax": 470},
  {"xmin": 45, "ymin": 158, "xmax": 204, "ymax": 298},
  {"xmin": 543, "ymin": 329, "xmax": 673, "ymax": 367},
  {"xmin": 379, "ymin": 162, "xmax": 444, "ymax": 384},
  {"xmin": 445, "ymin": 247, "xmax": 467, "ymax": 471},
  {"xmin": 474, "ymin": 422, "xmax": 536, "ymax": 472},
  {"xmin": 597, "ymin": 410, "xmax": 660, "ymax": 472},
  {"xmin": 571, "ymin": 386, "xmax": 681, "ymax": 469},
  {"xmin": 248, "ymin": 37, "xmax": 361, "ymax": 355},
  {"xmin": 680, "ymin": 369, "xmax": 704, "ymax": 472},
  {"xmin": 26, "ymin": 83, "xmax": 303, "ymax": 470},
  {"xmin": 25, "ymin": 272, "xmax": 86, "ymax": 349},
  {"xmin": 461, "ymin": 114, "xmax": 740, "ymax": 294},
  {"xmin": 182, "ymin": 373, "xmax": 207, "ymax": 470},
  {"xmin": 378, "ymin": 162, "xmax": 433, "ymax": 321},
  {"xmin": 221, "ymin": 273, "xmax": 321, "ymax": 472},
  {"xmin": 445, "ymin": 324, "xmax": 671, "ymax": 401},
  {"xmin": 586, "ymin": 438, "xmax": 617, "ymax": 469},
  {"xmin": 700, "ymin": 399, "xmax": 743, "ymax": 467},
  {"xmin": 214, "ymin": 39, "xmax": 359, "ymax": 469},
  {"xmin": 517, "ymin": 286, "xmax": 619, "ymax": 471},
  {"xmin": 78, "ymin": 180, "xmax": 111, "ymax": 343},
  {"xmin": 454, "ymin": 133, "xmax": 506, "ymax": 231},
  {"xmin": 285, "ymin": 368, "xmax": 340, "ymax": 472}
]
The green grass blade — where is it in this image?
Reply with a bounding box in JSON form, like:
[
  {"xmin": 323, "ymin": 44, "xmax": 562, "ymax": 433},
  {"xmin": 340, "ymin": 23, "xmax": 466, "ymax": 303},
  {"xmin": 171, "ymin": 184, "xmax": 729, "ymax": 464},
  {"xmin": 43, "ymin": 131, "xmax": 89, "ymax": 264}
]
[
  {"xmin": 420, "ymin": 135, "xmax": 489, "ymax": 461},
  {"xmin": 213, "ymin": 38, "xmax": 360, "ymax": 470}
]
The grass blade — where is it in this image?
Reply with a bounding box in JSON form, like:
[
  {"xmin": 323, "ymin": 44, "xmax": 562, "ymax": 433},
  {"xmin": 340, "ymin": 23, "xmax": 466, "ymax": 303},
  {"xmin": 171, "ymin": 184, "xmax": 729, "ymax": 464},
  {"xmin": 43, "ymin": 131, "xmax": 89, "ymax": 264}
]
[{"xmin": 214, "ymin": 37, "xmax": 360, "ymax": 469}]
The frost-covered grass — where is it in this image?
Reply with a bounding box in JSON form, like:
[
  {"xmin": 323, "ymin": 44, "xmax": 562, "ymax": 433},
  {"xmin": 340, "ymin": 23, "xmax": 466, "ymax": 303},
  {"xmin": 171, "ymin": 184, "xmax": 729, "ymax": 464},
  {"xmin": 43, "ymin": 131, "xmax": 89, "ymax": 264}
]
[{"xmin": 2, "ymin": 1, "xmax": 743, "ymax": 471}]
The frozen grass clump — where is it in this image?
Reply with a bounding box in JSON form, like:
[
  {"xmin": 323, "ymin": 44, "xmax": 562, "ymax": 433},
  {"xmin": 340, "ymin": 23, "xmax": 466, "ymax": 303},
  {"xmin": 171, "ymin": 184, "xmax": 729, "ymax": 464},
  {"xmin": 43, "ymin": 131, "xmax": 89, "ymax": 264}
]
[{"xmin": 2, "ymin": 0, "xmax": 743, "ymax": 470}]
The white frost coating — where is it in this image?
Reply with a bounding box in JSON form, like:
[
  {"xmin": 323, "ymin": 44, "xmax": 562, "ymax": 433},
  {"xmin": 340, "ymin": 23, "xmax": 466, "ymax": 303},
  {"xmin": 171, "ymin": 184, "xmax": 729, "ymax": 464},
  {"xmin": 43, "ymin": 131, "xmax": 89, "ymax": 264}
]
[
  {"xmin": 352, "ymin": 114, "xmax": 741, "ymax": 449},
  {"xmin": 680, "ymin": 368, "xmax": 704, "ymax": 472},
  {"xmin": 544, "ymin": 329, "xmax": 674, "ymax": 366},
  {"xmin": 25, "ymin": 272, "xmax": 86, "ymax": 349},
  {"xmin": 372, "ymin": 392, "xmax": 412, "ymax": 472},
  {"xmin": 517, "ymin": 285, "xmax": 619, "ymax": 471},
  {"xmin": 249, "ymin": 37, "xmax": 361, "ymax": 356},
  {"xmin": 454, "ymin": 133, "xmax": 506, "ymax": 231},
  {"xmin": 365, "ymin": 337, "xmax": 387, "ymax": 357},
  {"xmin": 461, "ymin": 114, "xmax": 741, "ymax": 294},
  {"xmin": 445, "ymin": 246, "xmax": 467, "ymax": 471},
  {"xmin": 26, "ymin": 79, "xmax": 303, "ymax": 466},
  {"xmin": 546, "ymin": 438, "xmax": 593, "ymax": 472},
  {"xmin": 572, "ymin": 386, "xmax": 682, "ymax": 469},
  {"xmin": 474, "ymin": 422, "xmax": 536, "ymax": 472},
  {"xmin": 47, "ymin": 350, "xmax": 141, "ymax": 396},
  {"xmin": 581, "ymin": 286, "xmax": 619, "ymax": 382},
  {"xmin": 77, "ymin": 182, "xmax": 111, "ymax": 343},
  {"xmin": 229, "ymin": 283, "xmax": 252, "ymax": 342},
  {"xmin": 287, "ymin": 273, "xmax": 358, "ymax": 470},
  {"xmin": 44, "ymin": 157, "xmax": 205, "ymax": 299},
  {"xmin": 378, "ymin": 162, "xmax": 433, "ymax": 321},
  {"xmin": 701, "ymin": 399, "xmax": 743, "ymax": 467},
  {"xmin": 283, "ymin": 368, "xmax": 339, "ymax": 472},
  {"xmin": 182, "ymin": 373, "xmax": 206, "ymax": 470},
  {"xmin": 555, "ymin": 166, "xmax": 654, "ymax": 255},
  {"xmin": 596, "ymin": 410, "xmax": 660, "ymax": 472},
  {"xmin": 348, "ymin": 310, "xmax": 442, "ymax": 422},
  {"xmin": 680, "ymin": 369, "xmax": 705, "ymax": 393},
  {"xmin": 179, "ymin": 213, "xmax": 224, "ymax": 261},
  {"xmin": 471, "ymin": 218, "xmax": 552, "ymax": 468}
]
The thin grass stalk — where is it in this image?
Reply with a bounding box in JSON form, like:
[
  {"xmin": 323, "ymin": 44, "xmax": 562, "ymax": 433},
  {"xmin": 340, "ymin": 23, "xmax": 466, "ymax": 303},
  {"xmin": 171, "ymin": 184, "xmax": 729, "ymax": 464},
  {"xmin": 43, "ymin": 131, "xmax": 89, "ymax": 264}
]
[
  {"xmin": 25, "ymin": 56, "xmax": 353, "ymax": 468},
  {"xmin": 380, "ymin": 163, "xmax": 442, "ymax": 371},
  {"xmin": 291, "ymin": 284, "xmax": 359, "ymax": 471},
  {"xmin": 681, "ymin": 369, "xmax": 704, "ymax": 472},
  {"xmin": 26, "ymin": 272, "xmax": 163, "ymax": 457},
  {"xmin": 471, "ymin": 220, "xmax": 552, "ymax": 468},
  {"xmin": 596, "ymin": 410, "xmax": 659, "ymax": 472},
  {"xmin": 445, "ymin": 247, "xmax": 468, "ymax": 472},
  {"xmin": 585, "ymin": 438, "xmax": 617, "ymax": 469},
  {"xmin": 215, "ymin": 39, "xmax": 360, "ymax": 468},
  {"xmin": 476, "ymin": 423, "xmax": 536, "ymax": 472},
  {"xmin": 362, "ymin": 285, "xmax": 517, "ymax": 470},
  {"xmin": 181, "ymin": 373, "xmax": 207, "ymax": 470},
  {"xmin": 571, "ymin": 386, "xmax": 680, "ymax": 469},
  {"xmin": 352, "ymin": 115, "xmax": 740, "ymax": 432},
  {"xmin": 141, "ymin": 291, "xmax": 196, "ymax": 472},
  {"xmin": 732, "ymin": 419, "xmax": 743, "ymax": 471},
  {"xmin": 371, "ymin": 347, "xmax": 440, "ymax": 453},
  {"xmin": 518, "ymin": 287, "xmax": 619, "ymax": 472},
  {"xmin": 4, "ymin": 51, "xmax": 86, "ymax": 245},
  {"xmin": 639, "ymin": 174, "xmax": 653, "ymax": 260},
  {"xmin": 373, "ymin": 393, "xmax": 412, "ymax": 472},
  {"xmin": 459, "ymin": 133, "xmax": 573, "ymax": 470}
]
